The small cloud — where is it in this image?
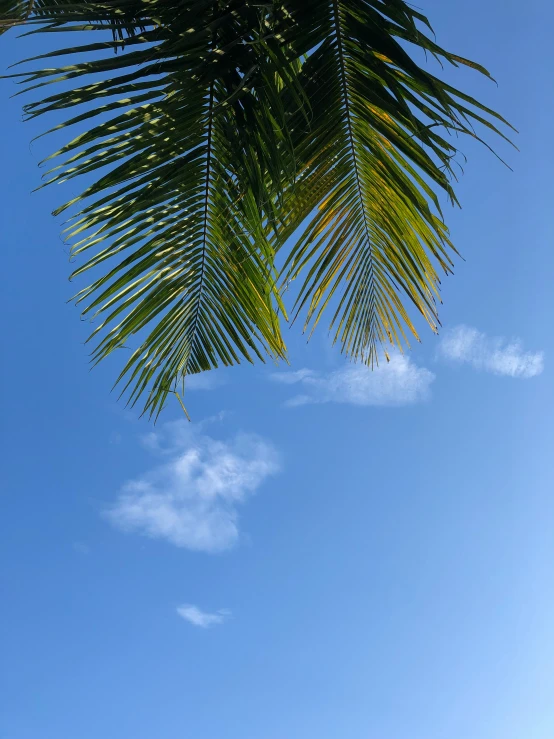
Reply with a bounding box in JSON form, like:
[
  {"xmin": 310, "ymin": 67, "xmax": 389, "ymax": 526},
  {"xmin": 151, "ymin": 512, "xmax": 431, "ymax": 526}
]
[
  {"xmin": 106, "ymin": 422, "xmax": 279, "ymax": 553},
  {"xmin": 177, "ymin": 604, "xmax": 230, "ymax": 628},
  {"xmin": 73, "ymin": 542, "xmax": 91, "ymax": 555},
  {"xmin": 438, "ymin": 325, "xmax": 544, "ymax": 378},
  {"xmin": 270, "ymin": 354, "xmax": 434, "ymax": 408},
  {"xmin": 285, "ymin": 394, "xmax": 313, "ymax": 408},
  {"xmin": 184, "ymin": 373, "xmax": 226, "ymax": 391},
  {"xmin": 141, "ymin": 430, "xmax": 162, "ymax": 452},
  {"xmin": 270, "ymin": 369, "xmax": 317, "ymax": 385}
]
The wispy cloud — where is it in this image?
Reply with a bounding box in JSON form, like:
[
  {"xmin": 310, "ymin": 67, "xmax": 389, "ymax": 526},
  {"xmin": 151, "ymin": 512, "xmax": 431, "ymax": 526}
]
[
  {"xmin": 438, "ymin": 325, "xmax": 544, "ymax": 378},
  {"xmin": 73, "ymin": 541, "xmax": 91, "ymax": 555},
  {"xmin": 106, "ymin": 421, "xmax": 279, "ymax": 553},
  {"xmin": 270, "ymin": 369, "xmax": 317, "ymax": 385},
  {"xmin": 177, "ymin": 604, "xmax": 231, "ymax": 628},
  {"xmin": 270, "ymin": 354, "xmax": 434, "ymax": 408},
  {"xmin": 184, "ymin": 372, "xmax": 226, "ymax": 391}
]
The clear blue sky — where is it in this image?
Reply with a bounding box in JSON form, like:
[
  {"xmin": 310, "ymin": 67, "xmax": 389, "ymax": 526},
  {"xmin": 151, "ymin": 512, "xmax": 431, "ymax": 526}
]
[{"xmin": 1, "ymin": 2, "xmax": 553, "ymax": 738}]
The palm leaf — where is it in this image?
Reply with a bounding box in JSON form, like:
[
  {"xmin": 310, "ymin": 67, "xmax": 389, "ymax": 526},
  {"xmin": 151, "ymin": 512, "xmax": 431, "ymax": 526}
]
[
  {"xmin": 3, "ymin": 1, "xmax": 293, "ymax": 417},
  {"xmin": 279, "ymin": 0, "xmax": 514, "ymax": 362},
  {"xmin": 0, "ymin": 0, "xmax": 513, "ymax": 414}
]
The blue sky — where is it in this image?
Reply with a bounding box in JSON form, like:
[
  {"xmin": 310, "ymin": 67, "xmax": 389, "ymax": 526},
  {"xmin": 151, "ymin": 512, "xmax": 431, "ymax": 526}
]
[{"xmin": 1, "ymin": 2, "xmax": 554, "ymax": 738}]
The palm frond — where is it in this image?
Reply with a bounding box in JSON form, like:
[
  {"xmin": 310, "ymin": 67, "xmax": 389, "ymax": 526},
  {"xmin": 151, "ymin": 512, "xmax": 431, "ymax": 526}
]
[
  {"xmin": 280, "ymin": 0, "xmax": 514, "ymax": 362},
  {"xmin": 1, "ymin": 0, "xmax": 514, "ymax": 414},
  {"xmin": 0, "ymin": 0, "xmax": 147, "ymax": 38},
  {"xmin": 4, "ymin": 0, "xmax": 296, "ymax": 417}
]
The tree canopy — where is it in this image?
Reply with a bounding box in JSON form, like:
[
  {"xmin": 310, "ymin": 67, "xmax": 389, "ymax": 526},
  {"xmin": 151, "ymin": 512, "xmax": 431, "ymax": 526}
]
[{"xmin": 0, "ymin": 0, "xmax": 513, "ymax": 417}]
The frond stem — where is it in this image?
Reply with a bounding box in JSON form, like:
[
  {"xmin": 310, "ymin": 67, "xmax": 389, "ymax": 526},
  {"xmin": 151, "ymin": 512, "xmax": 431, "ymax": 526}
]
[
  {"xmin": 181, "ymin": 79, "xmax": 215, "ymax": 381},
  {"xmin": 331, "ymin": 0, "xmax": 377, "ymax": 342}
]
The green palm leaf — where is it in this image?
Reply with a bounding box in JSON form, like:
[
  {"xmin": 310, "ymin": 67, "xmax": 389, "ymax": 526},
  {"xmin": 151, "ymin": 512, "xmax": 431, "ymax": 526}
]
[
  {"xmin": 0, "ymin": 0, "xmax": 513, "ymax": 415},
  {"xmin": 3, "ymin": 1, "xmax": 292, "ymax": 417}
]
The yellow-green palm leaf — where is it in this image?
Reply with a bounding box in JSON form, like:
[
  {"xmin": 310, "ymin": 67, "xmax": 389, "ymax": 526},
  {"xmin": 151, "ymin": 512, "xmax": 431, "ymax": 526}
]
[{"xmin": 279, "ymin": 0, "xmax": 513, "ymax": 360}]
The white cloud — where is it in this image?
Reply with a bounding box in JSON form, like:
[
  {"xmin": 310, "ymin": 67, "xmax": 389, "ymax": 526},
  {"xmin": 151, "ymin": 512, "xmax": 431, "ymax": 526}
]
[
  {"xmin": 438, "ymin": 325, "xmax": 544, "ymax": 378},
  {"xmin": 270, "ymin": 369, "xmax": 317, "ymax": 385},
  {"xmin": 184, "ymin": 372, "xmax": 226, "ymax": 391},
  {"xmin": 106, "ymin": 422, "xmax": 279, "ymax": 553},
  {"xmin": 73, "ymin": 541, "xmax": 91, "ymax": 555},
  {"xmin": 270, "ymin": 353, "xmax": 434, "ymax": 407},
  {"xmin": 177, "ymin": 604, "xmax": 231, "ymax": 628}
]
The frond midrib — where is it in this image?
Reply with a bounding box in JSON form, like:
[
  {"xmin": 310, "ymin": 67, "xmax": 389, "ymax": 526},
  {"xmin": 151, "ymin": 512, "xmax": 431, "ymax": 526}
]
[
  {"xmin": 180, "ymin": 79, "xmax": 215, "ymax": 383},
  {"xmin": 330, "ymin": 0, "xmax": 377, "ymax": 342}
]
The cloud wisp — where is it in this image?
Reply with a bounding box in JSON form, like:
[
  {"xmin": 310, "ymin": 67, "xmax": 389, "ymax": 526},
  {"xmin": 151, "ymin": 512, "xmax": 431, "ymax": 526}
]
[
  {"xmin": 270, "ymin": 353, "xmax": 435, "ymax": 408},
  {"xmin": 106, "ymin": 421, "xmax": 279, "ymax": 553},
  {"xmin": 184, "ymin": 372, "xmax": 226, "ymax": 391},
  {"xmin": 177, "ymin": 604, "xmax": 231, "ymax": 628},
  {"xmin": 438, "ymin": 325, "xmax": 544, "ymax": 378}
]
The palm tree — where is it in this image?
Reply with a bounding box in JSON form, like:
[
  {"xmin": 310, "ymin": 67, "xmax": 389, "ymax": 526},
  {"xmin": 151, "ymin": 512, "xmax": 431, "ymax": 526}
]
[{"xmin": 1, "ymin": 0, "xmax": 512, "ymax": 417}]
